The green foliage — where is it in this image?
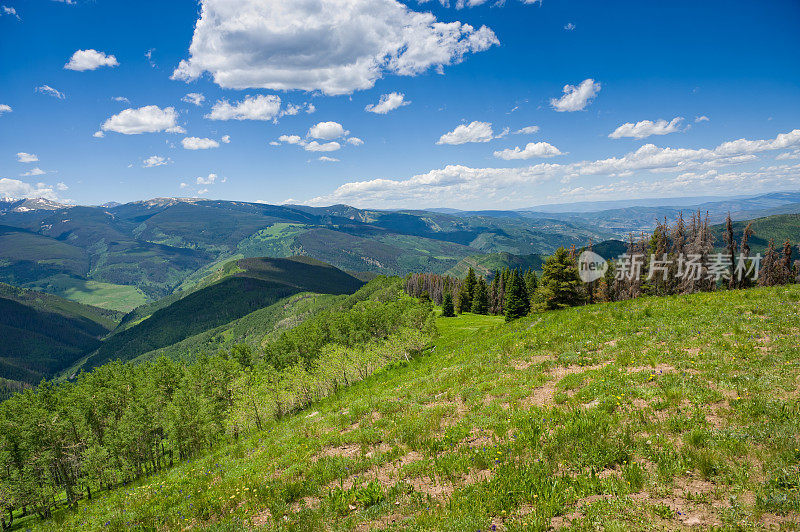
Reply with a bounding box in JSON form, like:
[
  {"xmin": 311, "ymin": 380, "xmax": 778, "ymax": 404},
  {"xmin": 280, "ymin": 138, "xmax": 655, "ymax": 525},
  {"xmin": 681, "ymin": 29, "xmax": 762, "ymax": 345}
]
[
  {"xmin": 537, "ymin": 247, "xmax": 586, "ymax": 310},
  {"xmin": 441, "ymin": 292, "xmax": 455, "ymax": 317},
  {"xmin": 503, "ymin": 269, "xmax": 530, "ymax": 321},
  {"xmin": 456, "ymin": 268, "xmax": 477, "ymax": 313},
  {"xmin": 471, "ymin": 277, "xmax": 489, "ymax": 315}
]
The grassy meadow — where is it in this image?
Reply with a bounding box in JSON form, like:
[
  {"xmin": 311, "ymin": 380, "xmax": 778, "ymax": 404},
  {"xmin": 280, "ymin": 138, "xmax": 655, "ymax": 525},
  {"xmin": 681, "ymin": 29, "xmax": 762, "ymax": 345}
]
[{"xmin": 26, "ymin": 285, "xmax": 800, "ymax": 531}]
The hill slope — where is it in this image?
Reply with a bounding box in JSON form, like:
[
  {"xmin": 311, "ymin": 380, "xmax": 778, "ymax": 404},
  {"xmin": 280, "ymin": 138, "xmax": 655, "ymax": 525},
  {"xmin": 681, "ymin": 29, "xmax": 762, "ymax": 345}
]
[
  {"xmin": 27, "ymin": 284, "xmax": 800, "ymax": 531},
  {"xmin": 73, "ymin": 256, "xmax": 364, "ymax": 373},
  {"xmin": 0, "ymin": 283, "xmax": 120, "ymax": 385}
]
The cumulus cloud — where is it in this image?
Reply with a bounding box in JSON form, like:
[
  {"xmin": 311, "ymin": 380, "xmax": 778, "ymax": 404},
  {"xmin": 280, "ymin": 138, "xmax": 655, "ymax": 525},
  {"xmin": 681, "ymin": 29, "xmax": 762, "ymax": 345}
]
[
  {"xmin": 277, "ymin": 135, "xmax": 303, "ymax": 145},
  {"xmin": 0, "ymin": 104, "xmax": 11, "ymax": 115},
  {"xmin": 93, "ymin": 131, "xmax": 105, "ymax": 138},
  {"xmin": 609, "ymin": 117, "xmax": 684, "ymax": 139},
  {"xmin": 101, "ymin": 106, "xmax": 185, "ymax": 135},
  {"xmin": 493, "ymin": 142, "xmax": 563, "ymax": 160},
  {"xmin": 304, "ymin": 141, "xmax": 341, "ymax": 152},
  {"xmin": 221, "ymin": 135, "xmax": 231, "ymax": 144},
  {"xmin": 112, "ymin": 96, "xmax": 130, "ymax": 103},
  {"xmin": 307, "ymin": 128, "xmax": 800, "ymax": 208},
  {"xmin": 182, "ymin": 93, "xmax": 205, "ymax": 106},
  {"xmin": 21, "ymin": 167, "xmax": 46, "ymax": 177},
  {"xmin": 365, "ymin": 92, "xmax": 410, "ymax": 114},
  {"xmin": 515, "ymin": 126, "xmax": 539, "ymax": 135},
  {"xmin": 550, "ymin": 78, "xmax": 601, "ymax": 112},
  {"xmin": 347, "ymin": 137, "xmax": 364, "ymax": 146},
  {"xmin": 17, "ymin": 152, "xmax": 38, "ymax": 163},
  {"xmin": 142, "ymin": 155, "xmax": 170, "ymax": 168},
  {"xmin": 0, "ymin": 178, "xmax": 60, "ymax": 201},
  {"xmin": 64, "ymin": 49, "xmax": 119, "ymax": 71},
  {"xmin": 182, "ymin": 137, "xmax": 221, "ymax": 150},
  {"xmin": 695, "ymin": 115, "xmax": 710, "ymax": 123},
  {"xmin": 36, "ymin": 85, "xmax": 65, "ymax": 99},
  {"xmin": 308, "ymin": 121, "xmax": 348, "ymax": 140},
  {"xmin": 206, "ymin": 95, "xmax": 281, "ymax": 121},
  {"xmin": 437, "ymin": 121, "xmax": 496, "ymax": 145},
  {"xmin": 319, "ymin": 156, "xmax": 340, "ymax": 162},
  {"xmin": 196, "ymin": 173, "xmax": 218, "ymax": 185},
  {"xmin": 172, "ymin": 0, "xmax": 498, "ymax": 95}
]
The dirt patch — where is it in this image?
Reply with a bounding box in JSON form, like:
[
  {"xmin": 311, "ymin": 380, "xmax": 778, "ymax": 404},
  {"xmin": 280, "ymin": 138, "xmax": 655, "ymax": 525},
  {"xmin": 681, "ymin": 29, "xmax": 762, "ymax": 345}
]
[
  {"xmin": 462, "ymin": 427, "xmax": 496, "ymax": 449},
  {"xmin": 250, "ymin": 507, "xmax": 272, "ymax": 528},
  {"xmin": 511, "ymin": 354, "xmax": 554, "ymax": 370},
  {"xmin": 627, "ymin": 363, "xmax": 678, "ymax": 374},
  {"xmin": 522, "ymin": 363, "xmax": 608, "ymax": 408}
]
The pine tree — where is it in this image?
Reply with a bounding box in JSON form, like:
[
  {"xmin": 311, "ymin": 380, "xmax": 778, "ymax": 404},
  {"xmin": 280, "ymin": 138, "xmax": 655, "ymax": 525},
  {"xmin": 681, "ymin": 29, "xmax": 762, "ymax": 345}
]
[
  {"xmin": 456, "ymin": 267, "xmax": 477, "ymax": 313},
  {"xmin": 489, "ymin": 272, "xmax": 501, "ymax": 314},
  {"xmin": 538, "ymin": 247, "xmax": 586, "ymax": 309},
  {"xmin": 441, "ymin": 292, "xmax": 455, "ymax": 317},
  {"xmin": 503, "ymin": 270, "xmax": 530, "ymax": 321},
  {"xmin": 471, "ymin": 277, "xmax": 489, "ymax": 314},
  {"xmin": 724, "ymin": 213, "xmax": 738, "ymax": 289},
  {"xmin": 523, "ymin": 268, "xmax": 538, "ymax": 304},
  {"xmin": 759, "ymin": 239, "xmax": 779, "ymax": 287},
  {"xmin": 779, "ymin": 239, "xmax": 793, "ymax": 285},
  {"xmin": 739, "ymin": 222, "xmax": 755, "ymax": 289}
]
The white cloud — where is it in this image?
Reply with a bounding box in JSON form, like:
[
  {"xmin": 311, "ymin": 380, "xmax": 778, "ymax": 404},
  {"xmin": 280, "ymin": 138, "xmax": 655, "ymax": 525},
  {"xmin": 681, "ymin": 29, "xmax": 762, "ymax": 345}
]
[
  {"xmin": 304, "ymin": 141, "xmax": 341, "ymax": 152},
  {"xmin": 221, "ymin": 135, "xmax": 231, "ymax": 144},
  {"xmin": 365, "ymin": 92, "xmax": 410, "ymax": 114},
  {"xmin": 112, "ymin": 96, "xmax": 130, "ymax": 103},
  {"xmin": 101, "ymin": 106, "xmax": 185, "ymax": 135},
  {"xmin": 0, "ymin": 104, "xmax": 11, "ymax": 115},
  {"xmin": 564, "ymin": 22, "xmax": 575, "ymax": 30},
  {"xmin": 515, "ymin": 126, "xmax": 539, "ymax": 135},
  {"xmin": 179, "ymin": 182, "xmax": 189, "ymax": 189},
  {"xmin": 695, "ymin": 115, "xmax": 710, "ymax": 123},
  {"xmin": 206, "ymin": 95, "xmax": 281, "ymax": 121},
  {"xmin": 93, "ymin": 131, "xmax": 105, "ymax": 138},
  {"xmin": 17, "ymin": 152, "xmax": 38, "ymax": 163},
  {"xmin": 182, "ymin": 137, "xmax": 221, "ymax": 150},
  {"xmin": 21, "ymin": 167, "xmax": 46, "ymax": 176},
  {"xmin": 172, "ymin": 0, "xmax": 498, "ymax": 95},
  {"xmin": 197, "ymin": 188, "xmax": 209, "ymax": 195},
  {"xmin": 56, "ymin": 182, "xmax": 68, "ymax": 191},
  {"xmin": 0, "ymin": 178, "xmax": 60, "ymax": 201},
  {"xmin": 437, "ymin": 121, "xmax": 495, "ymax": 145},
  {"xmin": 308, "ymin": 121, "xmax": 348, "ymax": 140},
  {"xmin": 550, "ymin": 78, "xmax": 601, "ymax": 112},
  {"xmin": 347, "ymin": 137, "xmax": 364, "ymax": 146},
  {"xmin": 319, "ymin": 156, "xmax": 340, "ymax": 162},
  {"xmin": 196, "ymin": 173, "xmax": 218, "ymax": 185},
  {"xmin": 776, "ymin": 149, "xmax": 800, "ymax": 161},
  {"xmin": 64, "ymin": 49, "xmax": 119, "ymax": 71},
  {"xmin": 36, "ymin": 85, "xmax": 65, "ymax": 99},
  {"xmin": 2, "ymin": 6, "xmax": 19, "ymax": 19},
  {"xmin": 182, "ymin": 93, "xmax": 205, "ymax": 106},
  {"xmin": 609, "ymin": 117, "xmax": 684, "ymax": 139},
  {"xmin": 142, "ymin": 155, "xmax": 170, "ymax": 168},
  {"xmin": 307, "ymin": 128, "xmax": 800, "ymax": 208},
  {"xmin": 277, "ymin": 135, "xmax": 303, "ymax": 145},
  {"xmin": 494, "ymin": 142, "xmax": 563, "ymax": 160}
]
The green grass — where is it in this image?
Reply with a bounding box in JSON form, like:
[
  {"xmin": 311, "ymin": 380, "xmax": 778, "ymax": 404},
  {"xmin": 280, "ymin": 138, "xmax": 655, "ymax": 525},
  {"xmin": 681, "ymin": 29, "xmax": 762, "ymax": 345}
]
[
  {"xmin": 27, "ymin": 274, "xmax": 149, "ymax": 313},
  {"xmin": 29, "ymin": 285, "xmax": 800, "ymax": 530}
]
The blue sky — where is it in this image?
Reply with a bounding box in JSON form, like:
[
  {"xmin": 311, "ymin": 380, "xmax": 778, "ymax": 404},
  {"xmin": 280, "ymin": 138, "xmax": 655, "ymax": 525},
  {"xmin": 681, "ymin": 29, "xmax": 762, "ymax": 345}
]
[{"xmin": 1, "ymin": 0, "xmax": 799, "ymax": 209}]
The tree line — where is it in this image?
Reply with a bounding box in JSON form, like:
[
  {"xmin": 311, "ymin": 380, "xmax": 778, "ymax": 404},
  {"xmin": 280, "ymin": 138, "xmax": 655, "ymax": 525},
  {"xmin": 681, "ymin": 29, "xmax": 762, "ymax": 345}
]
[
  {"xmin": 406, "ymin": 212, "xmax": 799, "ymax": 321},
  {"xmin": 0, "ymin": 278, "xmax": 435, "ymax": 528}
]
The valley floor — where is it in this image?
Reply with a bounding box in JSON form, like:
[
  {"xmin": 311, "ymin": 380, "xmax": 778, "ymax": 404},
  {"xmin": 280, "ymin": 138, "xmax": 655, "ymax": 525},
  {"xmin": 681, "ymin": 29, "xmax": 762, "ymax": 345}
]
[{"xmin": 30, "ymin": 285, "xmax": 800, "ymax": 531}]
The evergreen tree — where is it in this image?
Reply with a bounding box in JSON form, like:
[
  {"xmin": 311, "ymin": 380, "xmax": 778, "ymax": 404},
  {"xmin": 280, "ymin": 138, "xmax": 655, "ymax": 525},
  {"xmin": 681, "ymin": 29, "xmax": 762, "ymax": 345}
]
[
  {"xmin": 523, "ymin": 268, "xmax": 538, "ymax": 304},
  {"xmin": 739, "ymin": 222, "xmax": 755, "ymax": 289},
  {"xmin": 456, "ymin": 268, "xmax": 477, "ymax": 313},
  {"xmin": 471, "ymin": 277, "xmax": 489, "ymax": 315},
  {"xmin": 538, "ymin": 247, "xmax": 586, "ymax": 310},
  {"xmin": 759, "ymin": 239, "xmax": 779, "ymax": 287},
  {"xmin": 489, "ymin": 272, "xmax": 501, "ymax": 315},
  {"xmin": 441, "ymin": 292, "xmax": 455, "ymax": 317},
  {"xmin": 724, "ymin": 213, "xmax": 738, "ymax": 289},
  {"xmin": 779, "ymin": 239, "xmax": 794, "ymax": 284},
  {"xmin": 503, "ymin": 270, "xmax": 530, "ymax": 322}
]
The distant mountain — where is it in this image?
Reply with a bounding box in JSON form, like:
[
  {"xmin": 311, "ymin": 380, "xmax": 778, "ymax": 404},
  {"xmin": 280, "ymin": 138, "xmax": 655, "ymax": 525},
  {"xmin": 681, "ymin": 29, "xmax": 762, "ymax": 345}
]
[
  {"xmin": 710, "ymin": 213, "xmax": 800, "ymax": 252},
  {"xmin": 0, "ymin": 283, "xmax": 120, "ymax": 385},
  {"xmin": 71, "ymin": 256, "xmax": 364, "ymax": 374},
  {"xmin": 518, "ymin": 195, "xmax": 743, "ymax": 213},
  {"xmin": 0, "ymin": 197, "xmax": 614, "ymax": 307}
]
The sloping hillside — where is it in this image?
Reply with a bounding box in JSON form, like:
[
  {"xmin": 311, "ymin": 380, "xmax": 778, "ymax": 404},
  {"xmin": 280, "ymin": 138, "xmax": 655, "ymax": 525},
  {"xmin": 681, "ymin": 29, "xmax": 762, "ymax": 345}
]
[
  {"xmin": 0, "ymin": 283, "xmax": 120, "ymax": 385},
  {"xmin": 72, "ymin": 256, "xmax": 364, "ymax": 373},
  {"xmin": 26, "ymin": 284, "xmax": 800, "ymax": 531},
  {"xmin": 712, "ymin": 213, "xmax": 800, "ymax": 252}
]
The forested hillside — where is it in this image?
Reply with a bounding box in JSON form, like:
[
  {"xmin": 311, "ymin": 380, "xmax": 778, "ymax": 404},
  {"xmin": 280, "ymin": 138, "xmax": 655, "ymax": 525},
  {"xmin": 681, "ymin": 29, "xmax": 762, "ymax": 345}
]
[
  {"xmin": 7, "ymin": 282, "xmax": 798, "ymax": 531},
  {"xmin": 70, "ymin": 256, "xmax": 365, "ymax": 374},
  {"xmin": 0, "ymin": 283, "xmax": 120, "ymax": 387}
]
